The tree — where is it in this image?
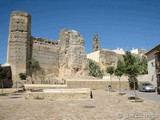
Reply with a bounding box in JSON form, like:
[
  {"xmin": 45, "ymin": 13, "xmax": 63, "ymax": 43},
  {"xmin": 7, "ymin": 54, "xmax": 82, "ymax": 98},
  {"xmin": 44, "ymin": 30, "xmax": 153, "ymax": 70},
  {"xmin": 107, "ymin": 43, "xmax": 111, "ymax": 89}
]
[
  {"xmin": 106, "ymin": 66, "xmax": 115, "ymax": 91},
  {"xmin": 88, "ymin": 59, "xmax": 104, "ymax": 78},
  {"xmin": 19, "ymin": 73, "xmax": 27, "ymax": 84},
  {"xmin": 135, "ymin": 56, "xmax": 148, "ymax": 75},
  {"xmin": 123, "ymin": 51, "xmax": 140, "ymax": 102},
  {"xmin": 0, "ymin": 66, "xmax": 7, "ymax": 95},
  {"xmin": 29, "ymin": 58, "xmax": 41, "ymax": 84},
  {"xmin": 114, "ymin": 60, "xmax": 125, "ymax": 93}
]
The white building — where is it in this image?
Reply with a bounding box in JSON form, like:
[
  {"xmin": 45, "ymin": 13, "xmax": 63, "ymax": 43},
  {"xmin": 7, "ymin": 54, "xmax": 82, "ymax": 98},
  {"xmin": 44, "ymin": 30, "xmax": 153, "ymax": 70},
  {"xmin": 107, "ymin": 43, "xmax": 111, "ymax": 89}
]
[
  {"xmin": 87, "ymin": 50, "xmax": 100, "ymax": 63},
  {"xmin": 145, "ymin": 44, "xmax": 160, "ymax": 94},
  {"xmin": 113, "ymin": 48, "xmax": 125, "ymax": 55},
  {"xmin": 113, "ymin": 48, "xmax": 147, "ymax": 56},
  {"xmin": 131, "ymin": 48, "xmax": 147, "ymax": 56}
]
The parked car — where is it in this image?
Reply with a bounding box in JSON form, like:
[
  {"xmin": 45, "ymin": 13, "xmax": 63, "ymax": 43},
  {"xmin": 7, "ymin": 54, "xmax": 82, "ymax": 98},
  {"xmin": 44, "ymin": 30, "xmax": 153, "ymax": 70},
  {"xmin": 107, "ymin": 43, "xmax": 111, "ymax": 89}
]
[{"xmin": 139, "ymin": 82, "xmax": 155, "ymax": 92}]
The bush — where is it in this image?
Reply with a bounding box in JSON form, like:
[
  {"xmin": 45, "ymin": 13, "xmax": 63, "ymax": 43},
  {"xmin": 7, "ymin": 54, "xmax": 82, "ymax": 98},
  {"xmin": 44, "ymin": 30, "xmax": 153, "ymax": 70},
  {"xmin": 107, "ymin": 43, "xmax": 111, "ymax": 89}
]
[
  {"xmin": 19, "ymin": 73, "xmax": 27, "ymax": 80},
  {"xmin": 88, "ymin": 59, "xmax": 104, "ymax": 78},
  {"xmin": 0, "ymin": 67, "xmax": 7, "ymax": 79},
  {"xmin": 106, "ymin": 66, "xmax": 114, "ymax": 75}
]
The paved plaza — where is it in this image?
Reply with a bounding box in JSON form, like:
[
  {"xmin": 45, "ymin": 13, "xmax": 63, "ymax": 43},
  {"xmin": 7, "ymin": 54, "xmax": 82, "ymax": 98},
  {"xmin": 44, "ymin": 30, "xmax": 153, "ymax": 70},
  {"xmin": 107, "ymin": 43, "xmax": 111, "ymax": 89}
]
[{"xmin": 0, "ymin": 90, "xmax": 160, "ymax": 120}]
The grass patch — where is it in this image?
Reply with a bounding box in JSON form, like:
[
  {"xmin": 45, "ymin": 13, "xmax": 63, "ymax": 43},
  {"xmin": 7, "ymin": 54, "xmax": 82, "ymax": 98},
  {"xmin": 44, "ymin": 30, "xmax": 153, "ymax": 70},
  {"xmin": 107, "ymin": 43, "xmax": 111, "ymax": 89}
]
[
  {"xmin": 128, "ymin": 96, "xmax": 144, "ymax": 102},
  {"xmin": 18, "ymin": 90, "xmax": 25, "ymax": 93},
  {"xmin": 13, "ymin": 89, "xmax": 25, "ymax": 93},
  {"xmin": 10, "ymin": 96, "xmax": 22, "ymax": 99},
  {"xmin": 30, "ymin": 89, "xmax": 43, "ymax": 92},
  {"xmin": 0, "ymin": 93, "xmax": 9, "ymax": 96},
  {"xmin": 11, "ymin": 93, "xmax": 23, "ymax": 95},
  {"xmin": 83, "ymin": 106, "xmax": 96, "ymax": 108},
  {"xmin": 34, "ymin": 96, "xmax": 44, "ymax": 100},
  {"xmin": 118, "ymin": 93, "xmax": 126, "ymax": 95}
]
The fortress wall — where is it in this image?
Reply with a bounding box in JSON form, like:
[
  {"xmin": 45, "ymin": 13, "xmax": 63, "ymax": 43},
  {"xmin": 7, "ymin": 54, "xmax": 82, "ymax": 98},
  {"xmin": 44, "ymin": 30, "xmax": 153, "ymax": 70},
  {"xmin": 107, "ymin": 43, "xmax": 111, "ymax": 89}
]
[
  {"xmin": 31, "ymin": 37, "xmax": 59, "ymax": 77},
  {"xmin": 7, "ymin": 11, "xmax": 90, "ymax": 84},
  {"xmin": 7, "ymin": 11, "xmax": 31, "ymax": 82}
]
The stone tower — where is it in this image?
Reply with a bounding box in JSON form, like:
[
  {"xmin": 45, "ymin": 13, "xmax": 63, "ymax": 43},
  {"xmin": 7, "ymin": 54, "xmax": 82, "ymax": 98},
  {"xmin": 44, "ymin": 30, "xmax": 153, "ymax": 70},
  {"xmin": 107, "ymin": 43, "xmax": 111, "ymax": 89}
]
[
  {"xmin": 93, "ymin": 33, "xmax": 100, "ymax": 52},
  {"xmin": 59, "ymin": 28, "xmax": 88, "ymax": 77},
  {"xmin": 7, "ymin": 11, "xmax": 31, "ymax": 82}
]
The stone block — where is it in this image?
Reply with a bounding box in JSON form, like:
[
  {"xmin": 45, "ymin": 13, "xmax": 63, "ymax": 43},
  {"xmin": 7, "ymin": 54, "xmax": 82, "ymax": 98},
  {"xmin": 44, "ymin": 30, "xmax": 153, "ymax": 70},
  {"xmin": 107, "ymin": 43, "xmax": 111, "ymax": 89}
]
[{"xmin": 26, "ymin": 88, "xmax": 91, "ymax": 100}]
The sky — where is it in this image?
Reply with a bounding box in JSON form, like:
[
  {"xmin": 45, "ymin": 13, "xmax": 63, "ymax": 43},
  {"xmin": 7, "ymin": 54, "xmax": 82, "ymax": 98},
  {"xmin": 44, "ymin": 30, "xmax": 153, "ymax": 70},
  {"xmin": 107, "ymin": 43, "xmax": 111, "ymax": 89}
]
[{"xmin": 0, "ymin": 0, "xmax": 160, "ymax": 64}]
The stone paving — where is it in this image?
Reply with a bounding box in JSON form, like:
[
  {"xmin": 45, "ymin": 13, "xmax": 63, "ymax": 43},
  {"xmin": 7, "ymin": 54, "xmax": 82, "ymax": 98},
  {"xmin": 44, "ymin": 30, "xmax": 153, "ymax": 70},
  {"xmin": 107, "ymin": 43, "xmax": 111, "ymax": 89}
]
[{"xmin": 0, "ymin": 90, "xmax": 160, "ymax": 120}]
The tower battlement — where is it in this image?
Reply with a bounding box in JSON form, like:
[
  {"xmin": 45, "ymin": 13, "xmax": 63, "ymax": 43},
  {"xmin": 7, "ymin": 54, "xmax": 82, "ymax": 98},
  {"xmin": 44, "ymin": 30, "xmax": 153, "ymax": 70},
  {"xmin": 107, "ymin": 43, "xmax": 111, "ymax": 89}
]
[
  {"xmin": 32, "ymin": 37, "xmax": 58, "ymax": 46},
  {"xmin": 9, "ymin": 11, "xmax": 31, "ymax": 33},
  {"xmin": 11, "ymin": 11, "xmax": 31, "ymax": 17}
]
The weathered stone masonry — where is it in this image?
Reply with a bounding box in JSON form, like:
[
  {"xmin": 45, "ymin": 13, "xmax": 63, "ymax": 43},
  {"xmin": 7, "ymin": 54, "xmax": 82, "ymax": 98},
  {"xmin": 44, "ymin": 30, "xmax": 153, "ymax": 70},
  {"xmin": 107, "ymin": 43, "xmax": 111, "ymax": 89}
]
[
  {"xmin": 7, "ymin": 11, "xmax": 88, "ymax": 83},
  {"xmin": 7, "ymin": 11, "xmax": 31, "ymax": 83},
  {"xmin": 31, "ymin": 37, "xmax": 59, "ymax": 77},
  {"xmin": 59, "ymin": 28, "xmax": 88, "ymax": 77}
]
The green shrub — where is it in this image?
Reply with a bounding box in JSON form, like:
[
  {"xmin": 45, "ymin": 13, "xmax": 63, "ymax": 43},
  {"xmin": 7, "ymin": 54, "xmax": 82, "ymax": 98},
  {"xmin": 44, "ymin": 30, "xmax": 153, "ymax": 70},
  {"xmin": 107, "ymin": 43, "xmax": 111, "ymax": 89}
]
[
  {"xmin": 88, "ymin": 59, "xmax": 104, "ymax": 78},
  {"xmin": 19, "ymin": 73, "xmax": 27, "ymax": 80}
]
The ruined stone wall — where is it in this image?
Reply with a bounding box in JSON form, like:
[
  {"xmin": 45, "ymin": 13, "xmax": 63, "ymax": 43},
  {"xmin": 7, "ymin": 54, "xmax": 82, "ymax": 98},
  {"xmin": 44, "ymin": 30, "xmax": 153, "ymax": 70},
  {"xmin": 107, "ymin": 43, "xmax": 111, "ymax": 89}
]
[
  {"xmin": 7, "ymin": 11, "xmax": 89, "ymax": 84},
  {"xmin": 87, "ymin": 49, "xmax": 124, "ymax": 73},
  {"xmin": 99, "ymin": 49, "xmax": 117, "ymax": 70},
  {"xmin": 7, "ymin": 11, "xmax": 31, "ymax": 82},
  {"xmin": 59, "ymin": 28, "xmax": 88, "ymax": 77},
  {"xmin": 99, "ymin": 49, "xmax": 124, "ymax": 71},
  {"xmin": 31, "ymin": 37, "xmax": 59, "ymax": 78}
]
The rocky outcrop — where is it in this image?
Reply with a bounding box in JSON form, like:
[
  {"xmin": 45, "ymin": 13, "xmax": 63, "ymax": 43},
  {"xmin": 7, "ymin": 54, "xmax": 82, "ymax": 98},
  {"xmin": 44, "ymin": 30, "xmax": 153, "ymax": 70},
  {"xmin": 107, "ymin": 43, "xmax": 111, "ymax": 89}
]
[{"xmin": 59, "ymin": 28, "xmax": 88, "ymax": 77}]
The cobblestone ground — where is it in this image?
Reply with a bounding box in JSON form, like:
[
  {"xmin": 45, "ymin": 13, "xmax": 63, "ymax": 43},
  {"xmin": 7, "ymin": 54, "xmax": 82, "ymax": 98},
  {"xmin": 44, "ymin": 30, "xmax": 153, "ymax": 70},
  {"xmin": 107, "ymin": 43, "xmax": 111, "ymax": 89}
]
[{"xmin": 0, "ymin": 90, "xmax": 160, "ymax": 120}]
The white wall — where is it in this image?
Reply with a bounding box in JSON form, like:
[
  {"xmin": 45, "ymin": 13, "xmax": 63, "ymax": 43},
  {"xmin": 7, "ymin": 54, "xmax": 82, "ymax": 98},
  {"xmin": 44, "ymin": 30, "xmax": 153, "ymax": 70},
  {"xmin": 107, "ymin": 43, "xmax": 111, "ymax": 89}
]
[
  {"xmin": 87, "ymin": 50, "xmax": 100, "ymax": 62},
  {"xmin": 131, "ymin": 48, "xmax": 138, "ymax": 54},
  {"xmin": 147, "ymin": 52, "xmax": 157, "ymax": 87},
  {"xmin": 131, "ymin": 48, "xmax": 147, "ymax": 55},
  {"xmin": 113, "ymin": 48, "xmax": 125, "ymax": 55}
]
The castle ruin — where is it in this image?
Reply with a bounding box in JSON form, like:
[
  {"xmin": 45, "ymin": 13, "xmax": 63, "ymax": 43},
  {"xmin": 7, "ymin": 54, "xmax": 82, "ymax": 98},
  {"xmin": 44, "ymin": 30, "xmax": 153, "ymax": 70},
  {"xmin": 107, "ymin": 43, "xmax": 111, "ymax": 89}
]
[{"xmin": 7, "ymin": 11, "xmax": 88, "ymax": 83}]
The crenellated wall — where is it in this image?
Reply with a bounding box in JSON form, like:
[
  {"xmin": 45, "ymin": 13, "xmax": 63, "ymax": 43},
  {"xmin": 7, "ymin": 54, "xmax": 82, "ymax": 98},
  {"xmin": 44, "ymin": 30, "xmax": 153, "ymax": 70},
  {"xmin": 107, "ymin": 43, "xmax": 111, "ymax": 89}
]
[{"xmin": 31, "ymin": 37, "xmax": 59, "ymax": 77}]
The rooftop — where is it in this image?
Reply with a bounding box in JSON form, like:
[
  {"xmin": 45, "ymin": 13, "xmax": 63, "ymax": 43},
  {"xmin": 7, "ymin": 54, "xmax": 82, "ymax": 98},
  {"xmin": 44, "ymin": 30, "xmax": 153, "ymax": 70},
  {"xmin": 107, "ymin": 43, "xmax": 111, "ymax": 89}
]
[{"xmin": 145, "ymin": 44, "xmax": 160, "ymax": 55}]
